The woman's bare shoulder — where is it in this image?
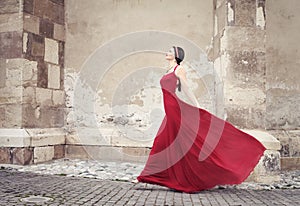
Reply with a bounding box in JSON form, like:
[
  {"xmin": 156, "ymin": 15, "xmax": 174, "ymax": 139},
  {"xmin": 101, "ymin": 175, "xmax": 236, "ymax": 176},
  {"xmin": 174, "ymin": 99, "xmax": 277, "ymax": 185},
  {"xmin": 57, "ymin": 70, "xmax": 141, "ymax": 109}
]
[{"xmin": 175, "ymin": 65, "xmax": 186, "ymax": 75}]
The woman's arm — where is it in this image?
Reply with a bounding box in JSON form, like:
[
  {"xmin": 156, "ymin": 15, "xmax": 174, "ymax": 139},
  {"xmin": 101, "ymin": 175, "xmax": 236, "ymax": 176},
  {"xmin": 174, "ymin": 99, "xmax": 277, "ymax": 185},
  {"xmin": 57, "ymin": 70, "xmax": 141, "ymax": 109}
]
[{"xmin": 175, "ymin": 66, "xmax": 200, "ymax": 108}]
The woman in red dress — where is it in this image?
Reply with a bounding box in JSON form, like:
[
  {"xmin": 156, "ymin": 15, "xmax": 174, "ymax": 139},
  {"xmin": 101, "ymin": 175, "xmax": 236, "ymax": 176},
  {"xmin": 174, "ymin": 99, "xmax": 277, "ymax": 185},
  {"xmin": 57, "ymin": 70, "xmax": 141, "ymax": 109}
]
[{"xmin": 136, "ymin": 46, "xmax": 266, "ymax": 193}]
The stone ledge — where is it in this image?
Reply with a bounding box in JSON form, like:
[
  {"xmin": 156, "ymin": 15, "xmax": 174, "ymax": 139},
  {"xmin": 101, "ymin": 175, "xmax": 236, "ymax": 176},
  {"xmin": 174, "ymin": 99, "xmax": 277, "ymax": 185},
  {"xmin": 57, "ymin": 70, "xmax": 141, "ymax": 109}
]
[
  {"xmin": 242, "ymin": 129, "xmax": 281, "ymax": 150},
  {"xmin": 242, "ymin": 130, "xmax": 281, "ymax": 183},
  {"xmin": 65, "ymin": 145, "xmax": 150, "ymax": 163},
  {"xmin": 0, "ymin": 129, "xmax": 31, "ymax": 147},
  {"xmin": 0, "ymin": 128, "xmax": 66, "ymax": 147},
  {"xmin": 66, "ymin": 127, "xmax": 154, "ymax": 147}
]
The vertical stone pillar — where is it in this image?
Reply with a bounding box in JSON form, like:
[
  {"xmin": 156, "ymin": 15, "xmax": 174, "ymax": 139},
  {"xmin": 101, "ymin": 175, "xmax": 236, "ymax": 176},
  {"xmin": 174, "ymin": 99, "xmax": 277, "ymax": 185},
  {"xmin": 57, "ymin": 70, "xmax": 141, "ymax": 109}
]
[
  {"xmin": 213, "ymin": 0, "xmax": 266, "ymax": 129},
  {"xmin": 213, "ymin": 0, "xmax": 281, "ymax": 183},
  {"xmin": 0, "ymin": 0, "xmax": 65, "ymax": 165}
]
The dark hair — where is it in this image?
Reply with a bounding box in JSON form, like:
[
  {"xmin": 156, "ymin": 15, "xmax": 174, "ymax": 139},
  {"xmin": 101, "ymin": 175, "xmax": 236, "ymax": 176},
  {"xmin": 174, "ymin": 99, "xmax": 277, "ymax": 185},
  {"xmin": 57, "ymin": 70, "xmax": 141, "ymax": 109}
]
[
  {"xmin": 173, "ymin": 46, "xmax": 185, "ymax": 92},
  {"xmin": 173, "ymin": 46, "xmax": 185, "ymax": 65}
]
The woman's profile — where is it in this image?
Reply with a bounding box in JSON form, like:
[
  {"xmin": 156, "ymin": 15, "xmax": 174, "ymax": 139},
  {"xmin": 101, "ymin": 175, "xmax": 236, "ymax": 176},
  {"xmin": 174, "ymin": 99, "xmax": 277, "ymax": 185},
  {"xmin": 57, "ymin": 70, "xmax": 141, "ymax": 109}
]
[{"xmin": 135, "ymin": 46, "xmax": 266, "ymax": 193}]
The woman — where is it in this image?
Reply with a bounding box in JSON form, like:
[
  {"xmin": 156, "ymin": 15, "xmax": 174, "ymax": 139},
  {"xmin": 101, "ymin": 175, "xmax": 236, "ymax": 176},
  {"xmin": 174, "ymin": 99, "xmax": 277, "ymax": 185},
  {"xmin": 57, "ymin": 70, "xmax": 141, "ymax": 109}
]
[{"xmin": 136, "ymin": 46, "xmax": 266, "ymax": 193}]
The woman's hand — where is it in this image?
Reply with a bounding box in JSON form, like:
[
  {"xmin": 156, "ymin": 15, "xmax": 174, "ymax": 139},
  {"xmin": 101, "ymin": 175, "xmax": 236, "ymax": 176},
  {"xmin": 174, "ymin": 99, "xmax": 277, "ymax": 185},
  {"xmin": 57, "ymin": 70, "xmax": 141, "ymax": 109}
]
[{"xmin": 175, "ymin": 66, "xmax": 200, "ymax": 108}]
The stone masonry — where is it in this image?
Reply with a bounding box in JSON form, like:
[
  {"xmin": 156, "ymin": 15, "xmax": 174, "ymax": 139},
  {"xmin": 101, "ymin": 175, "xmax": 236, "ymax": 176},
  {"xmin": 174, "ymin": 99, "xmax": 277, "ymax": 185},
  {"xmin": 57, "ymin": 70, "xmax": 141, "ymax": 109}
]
[
  {"xmin": 0, "ymin": 0, "xmax": 299, "ymax": 181},
  {"xmin": 0, "ymin": 0, "xmax": 65, "ymax": 164}
]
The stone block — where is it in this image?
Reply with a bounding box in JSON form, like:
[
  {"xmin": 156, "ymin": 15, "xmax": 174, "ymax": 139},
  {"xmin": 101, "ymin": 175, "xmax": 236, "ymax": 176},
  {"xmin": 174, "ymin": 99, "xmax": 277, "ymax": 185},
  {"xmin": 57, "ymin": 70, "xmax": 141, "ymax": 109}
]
[
  {"xmin": 26, "ymin": 128, "xmax": 66, "ymax": 147},
  {"xmin": 23, "ymin": 59, "xmax": 38, "ymax": 86},
  {"xmin": 122, "ymin": 147, "xmax": 149, "ymax": 162},
  {"xmin": 235, "ymin": 0, "xmax": 256, "ymax": 27},
  {"xmin": 67, "ymin": 145, "xmax": 123, "ymax": 161},
  {"xmin": 33, "ymin": 0, "xmax": 48, "ymax": 18},
  {"xmin": 227, "ymin": 50, "xmax": 266, "ymax": 87},
  {"xmin": 37, "ymin": 60, "xmax": 48, "ymax": 88},
  {"xmin": 6, "ymin": 66, "xmax": 22, "ymax": 87},
  {"xmin": 25, "ymin": 33, "xmax": 44, "ymax": 59},
  {"xmin": 111, "ymin": 132, "xmax": 153, "ymax": 147},
  {"xmin": 22, "ymin": 104, "xmax": 39, "ymax": 128},
  {"xmin": 52, "ymin": 89, "xmax": 64, "ymax": 105},
  {"xmin": 36, "ymin": 87, "xmax": 52, "ymax": 106},
  {"xmin": 65, "ymin": 145, "xmax": 149, "ymax": 163},
  {"xmin": 54, "ymin": 145, "xmax": 65, "ymax": 159},
  {"xmin": 213, "ymin": 34, "xmax": 220, "ymax": 60},
  {"xmin": 65, "ymin": 145, "xmax": 89, "ymax": 159},
  {"xmin": 0, "ymin": 107, "xmax": 5, "ymax": 127},
  {"xmin": 58, "ymin": 41, "xmax": 64, "ymax": 67},
  {"xmin": 40, "ymin": 107, "xmax": 64, "ymax": 127},
  {"xmin": 47, "ymin": 64, "xmax": 60, "ymax": 89},
  {"xmin": 287, "ymin": 130, "xmax": 300, "ymax": 157},
  {"xmin": 0, "ymin": 87, "xmax": 22, "ymax": 104},
  {"xmin": 0, "ymin": 147, "xmax": 10, "ymax": 163},
  {"xmin": 225, "ymin": 106, "xmax": 265, "ymax": 129},
  {"xmin": 44, "ymin": 38, "xmax": 59, "ymax": 64},
  {"xmin": 22, "ymin": 86, "xmax": 35, "ymax": 103},
  {"xmin": 4, "ymin": 104, "xmax": 22, "ymax": 127},
  {"xmin": 24, "ymin": 14, "xmax": 40, "ymax": 34},
  {"xmin": 281, "ymin": 157, "xmax": 300, "ymax": 170},
  {"xmin": 53, "ymin": 23, "xmax": 65, "ymax": 41},
  {"xmin": 224, "ymin": 86, "xmax": 265, "ymax": 107},
  {"xmin": 12, "ymin": 147, "xmax": 33, "ymax": 165},
  {"xmin": 266, "ymin": 90, "xmax": 300, "ymax": 130},
  {"xmin": 46, "ymin": 1, "xmax": 64, "ymax": 25},
  {"xmin": 270, "ymin": 130, "xmax": 300, "ymax": 157},
  {"xmin": 66, "ymin": 128, "xmax": 111, "ymax": 146},
  {"xmin": 50, "ymin": 0, "xmax": 64, "ymax": 5},
  {"xmin": 0, "ymin": 129, "xmax": 31, "ymax": 147},
  {"xmin": 0, "ymin": 62, "xmax": 5, "ymax": 88},
  {"xmin": 0, "ymin": 0, "xmax": 20, "ymax": 14},
  {"xmin": 242, "ymin": 130, "xmax": 281, "ymax": 183},
  {"xmin": 0, "ymin": 13, "xmax": 22, "ymax": 32},
  {"xmin": 221, "ymin": 27, "xmax": 266, "ymax": 52},
  {"xmin": 23, "ymin": 32, "xmax": 28, "ymax": 53},
  {"xmin": 23, "ymin": 0, "xmax": 34, "ymax": 14},
  {"xmin": 246, "ymin": 150, "xmax": 281, "ymax": 183},
  {"xmin": 34, "ymin": 146, "xmax": 55, "ymax": 163},
  {"xmin": 256, "ymin": 0, "xmax": 266, "ymax": 29},
  {"xmin": 0, "ymin": 31, "xmax": 22, "ymax": 58},
  {"xmin": 39, "ymin": 18, "xmax": 54, "ymax": 38},
  {"xmin": 242, "ymin": 129, "xmax": 281, "ymax": 151},
  {"xmin": 215, "ymin": 0, "xmax": 226, "ymax": 34}
]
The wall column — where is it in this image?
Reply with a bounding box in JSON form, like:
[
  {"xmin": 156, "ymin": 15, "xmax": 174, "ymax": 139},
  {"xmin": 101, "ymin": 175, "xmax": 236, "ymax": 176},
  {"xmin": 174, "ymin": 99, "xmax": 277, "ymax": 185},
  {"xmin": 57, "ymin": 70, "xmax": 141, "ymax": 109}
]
[
  {"xmin": 0, "ymin": 0, "xmax": 65, "ymax": 165},
  {"xmin": 213, "ymin": 0, "xmax": 281, "ymax": 183}
]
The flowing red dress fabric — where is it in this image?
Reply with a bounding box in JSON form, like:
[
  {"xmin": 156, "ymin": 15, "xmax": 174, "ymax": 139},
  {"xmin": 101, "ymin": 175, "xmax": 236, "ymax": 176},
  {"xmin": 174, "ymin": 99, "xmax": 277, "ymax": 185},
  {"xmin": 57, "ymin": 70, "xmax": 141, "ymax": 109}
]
[{"xmin": 137, "ymin": 66, "xmax": 266, "ymax": 193}]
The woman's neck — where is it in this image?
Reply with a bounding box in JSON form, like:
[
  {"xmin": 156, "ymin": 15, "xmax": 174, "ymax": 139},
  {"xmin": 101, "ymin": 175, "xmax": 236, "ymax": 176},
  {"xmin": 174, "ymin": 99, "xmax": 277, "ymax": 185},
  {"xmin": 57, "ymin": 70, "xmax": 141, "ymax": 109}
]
[{"xmin": 168, "ymin": 61, "xmax": 177, "ymax": 69}]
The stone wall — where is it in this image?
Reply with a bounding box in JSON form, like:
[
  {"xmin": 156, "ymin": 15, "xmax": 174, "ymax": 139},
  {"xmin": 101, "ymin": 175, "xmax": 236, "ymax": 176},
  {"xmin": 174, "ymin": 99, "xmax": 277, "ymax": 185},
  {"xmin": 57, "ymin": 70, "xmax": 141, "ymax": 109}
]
[
  {"xmin": 213, "ymin": 0, "xmax": 267, "ymax": 129},
  {"xmin": 0, "ymin": 0, "xmax": 65, "ymax": 164},
  {"xmin": 213, "ymin": 0, "xmax": 300, "ymax": 171},
  {"xmin": 64, "ymin": 0, "xmax": 215, "ymax": 161},
  {"xmin": 266, "ymin": 0, "xmax": 300, "ymax": 170}
]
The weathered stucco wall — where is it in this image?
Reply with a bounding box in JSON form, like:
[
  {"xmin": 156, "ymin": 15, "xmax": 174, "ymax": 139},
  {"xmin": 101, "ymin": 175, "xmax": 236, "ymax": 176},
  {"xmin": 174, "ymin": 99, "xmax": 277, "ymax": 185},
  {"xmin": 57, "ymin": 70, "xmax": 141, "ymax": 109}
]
[
  {"xmin": 213, "ymin": 0, "xmax": 267, "ymax": 129},
  {"xmin": 64, "ymin": 0, "xmax": 215, "ymax": 158},
  {"xmin": 266, "ymin": 0, "xmax": 300, "ymax": 130},
  {"xmin": 266, "ymin": 0, "xmax": 300, "ymax": 169}
]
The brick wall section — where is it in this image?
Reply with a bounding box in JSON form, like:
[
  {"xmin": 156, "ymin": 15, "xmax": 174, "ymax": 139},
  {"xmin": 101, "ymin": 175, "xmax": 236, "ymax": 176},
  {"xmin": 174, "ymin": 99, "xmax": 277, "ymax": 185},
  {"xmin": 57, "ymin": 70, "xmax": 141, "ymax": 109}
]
[{"xmin": 22, "ymin": 0, "xmax": 65, "ymax": 128}]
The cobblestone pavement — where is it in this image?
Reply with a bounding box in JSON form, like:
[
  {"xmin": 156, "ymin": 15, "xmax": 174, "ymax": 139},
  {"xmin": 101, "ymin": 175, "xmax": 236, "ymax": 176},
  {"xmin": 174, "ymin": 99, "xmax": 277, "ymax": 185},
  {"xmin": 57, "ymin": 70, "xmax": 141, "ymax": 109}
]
[{"xmin": 0, "ymin": 159, "xmax": 299, "ymax": 206}]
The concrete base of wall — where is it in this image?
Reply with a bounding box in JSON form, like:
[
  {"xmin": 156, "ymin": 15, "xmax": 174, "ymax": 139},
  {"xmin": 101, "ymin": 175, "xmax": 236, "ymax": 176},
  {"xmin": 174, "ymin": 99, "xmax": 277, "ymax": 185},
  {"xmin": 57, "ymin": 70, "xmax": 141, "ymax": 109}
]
[
  {"xmin": 65, "ymin": 145, "xmax": 150, "ymax": 163},
  {"xmin": 0, "ymin": 128, "xmax": 285, "ymax": 184},
  {"xmin": 0, "ymin": 128, "xmax": 65, "ymax": 165},
  {"xmin": 243, "ymin": 130, "xmax": 281, "ymax": 183}
]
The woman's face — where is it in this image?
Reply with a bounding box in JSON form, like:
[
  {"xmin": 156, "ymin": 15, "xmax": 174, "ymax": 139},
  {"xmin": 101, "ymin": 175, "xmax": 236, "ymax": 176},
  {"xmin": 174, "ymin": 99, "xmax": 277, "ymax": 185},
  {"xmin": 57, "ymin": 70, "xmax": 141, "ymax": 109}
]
[{"xmin": 165, "ymin": 48, "xmax": 175, "ymax": 61}]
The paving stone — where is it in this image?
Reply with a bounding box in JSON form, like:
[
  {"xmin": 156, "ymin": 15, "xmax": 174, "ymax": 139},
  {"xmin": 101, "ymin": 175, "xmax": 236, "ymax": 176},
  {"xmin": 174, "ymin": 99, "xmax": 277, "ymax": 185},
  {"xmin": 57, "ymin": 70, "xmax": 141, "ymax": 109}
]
[{"xmin": 0, "ymin": 160, "xmax": 300, "ymax": 205}]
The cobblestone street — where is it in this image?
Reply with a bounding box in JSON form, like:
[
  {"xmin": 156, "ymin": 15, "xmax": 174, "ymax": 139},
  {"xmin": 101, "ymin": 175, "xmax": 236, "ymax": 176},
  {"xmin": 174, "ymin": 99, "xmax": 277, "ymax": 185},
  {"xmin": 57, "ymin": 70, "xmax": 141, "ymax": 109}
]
[{"xmin": 0, "ymin": 164, "xmax": 299, "ymax": 206}]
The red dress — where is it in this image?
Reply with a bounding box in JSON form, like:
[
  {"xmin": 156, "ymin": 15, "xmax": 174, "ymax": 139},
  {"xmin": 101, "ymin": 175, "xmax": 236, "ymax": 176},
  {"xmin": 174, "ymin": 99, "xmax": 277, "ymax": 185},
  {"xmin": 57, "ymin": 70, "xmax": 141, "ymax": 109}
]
[{"xmin": 137, "ymin": 65, "xmax": 266, "ymax": 193}]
